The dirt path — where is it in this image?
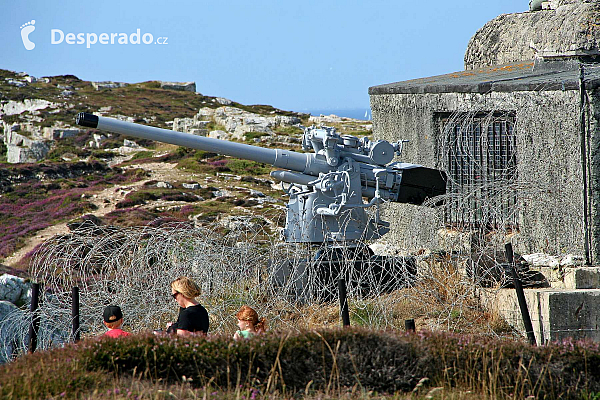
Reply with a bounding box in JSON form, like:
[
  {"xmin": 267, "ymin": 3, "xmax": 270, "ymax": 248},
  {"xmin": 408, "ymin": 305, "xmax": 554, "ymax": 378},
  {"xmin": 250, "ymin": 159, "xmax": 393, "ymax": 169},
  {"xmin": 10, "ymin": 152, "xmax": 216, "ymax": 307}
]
[{"xmin": 3, "ymin": 161, "xmax": 187, "ymax": 268}]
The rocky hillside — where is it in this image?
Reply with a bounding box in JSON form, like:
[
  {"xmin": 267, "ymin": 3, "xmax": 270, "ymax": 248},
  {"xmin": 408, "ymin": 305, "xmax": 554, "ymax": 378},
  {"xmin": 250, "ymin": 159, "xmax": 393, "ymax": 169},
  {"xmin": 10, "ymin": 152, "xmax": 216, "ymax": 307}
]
[{"xmin": 0, "ymin": 69, "xmax": 372, "ymax": 272}]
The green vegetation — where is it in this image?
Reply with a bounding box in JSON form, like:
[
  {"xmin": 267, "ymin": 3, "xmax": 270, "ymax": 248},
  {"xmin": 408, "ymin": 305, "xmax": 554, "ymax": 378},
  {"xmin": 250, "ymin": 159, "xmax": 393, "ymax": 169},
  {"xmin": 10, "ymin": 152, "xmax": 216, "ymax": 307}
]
[
  {"xmin": 228, "ymin": 159, "xmax": 271, "ymax": 175},
  {"xmin": 274, "ymin": 125, "xmax": 303, "ymax": 136},
  {"xmin": 130, "ymin": 150, "xmax": 155, "ymax": 160},
  {"xmin": 0, "ymin": 141, "xmax": 6, "ymax": 163},
  {"xmin": 115, "ymin": 187, "xmax": 205, "ymax": 209},
  {"xmin": 243, "ymin": 131, "xmax": 269, "ymax": 142},
  {"xmin": 1, "ymin": 328, "xmax": 599, "ymax": 399}
]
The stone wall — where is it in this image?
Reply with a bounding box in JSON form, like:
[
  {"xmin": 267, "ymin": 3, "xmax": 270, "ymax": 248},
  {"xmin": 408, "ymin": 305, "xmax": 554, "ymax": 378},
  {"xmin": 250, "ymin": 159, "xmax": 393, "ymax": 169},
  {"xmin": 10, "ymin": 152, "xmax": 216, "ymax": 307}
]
[{"xmin": 370, "ymin": 90, "xmax": 587, "ymax": 257}]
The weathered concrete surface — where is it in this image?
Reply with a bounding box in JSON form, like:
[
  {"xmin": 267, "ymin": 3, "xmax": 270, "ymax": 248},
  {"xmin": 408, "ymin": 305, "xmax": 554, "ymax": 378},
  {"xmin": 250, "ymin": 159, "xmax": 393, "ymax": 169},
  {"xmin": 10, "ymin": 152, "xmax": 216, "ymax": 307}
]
[
  {"xmin": 369, "ymin": 89, "xmax": 584, "ymax": 257},
  {"xmin": 531, "ymin": 266, "xmax": 600, "ymax": 288},
  {"xmin": 465, "ymin": 0, "xmax": 600, "ymax": 69},
  {"xmin": 481, "ymin": 288, "xmax": 600, "ymax": 343}
]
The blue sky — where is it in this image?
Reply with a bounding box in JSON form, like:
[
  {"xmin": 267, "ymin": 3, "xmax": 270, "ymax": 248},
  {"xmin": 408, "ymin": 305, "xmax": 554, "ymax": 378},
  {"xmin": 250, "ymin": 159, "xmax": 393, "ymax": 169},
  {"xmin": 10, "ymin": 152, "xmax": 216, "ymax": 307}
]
[{"xmin": 2, "ymin": 1, "xmax": 527, "ymax": 112}]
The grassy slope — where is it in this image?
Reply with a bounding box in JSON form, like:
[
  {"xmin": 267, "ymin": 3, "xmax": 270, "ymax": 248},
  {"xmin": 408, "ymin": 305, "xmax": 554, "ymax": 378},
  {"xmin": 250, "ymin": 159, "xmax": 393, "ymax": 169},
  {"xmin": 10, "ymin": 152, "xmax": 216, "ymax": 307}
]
[{"xmin": 0, "ymin": 68, "xmax": 316, "ymax": 266}]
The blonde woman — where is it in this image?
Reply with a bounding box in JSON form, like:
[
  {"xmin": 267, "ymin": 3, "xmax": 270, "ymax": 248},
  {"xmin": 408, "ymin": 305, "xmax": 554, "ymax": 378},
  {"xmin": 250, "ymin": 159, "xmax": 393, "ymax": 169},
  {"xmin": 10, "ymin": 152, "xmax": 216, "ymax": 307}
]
[{"xmin": 167, "ymin": 276, "xmax": 209, "ymax": 336}]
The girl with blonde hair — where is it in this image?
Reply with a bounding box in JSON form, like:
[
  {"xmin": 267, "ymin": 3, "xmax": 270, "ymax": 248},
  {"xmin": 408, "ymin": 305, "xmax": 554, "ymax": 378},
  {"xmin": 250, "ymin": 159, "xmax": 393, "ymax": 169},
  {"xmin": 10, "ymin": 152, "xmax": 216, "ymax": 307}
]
[{"xmin": 233, "ymin": 305, "xmax": 267, "ymax": 340}]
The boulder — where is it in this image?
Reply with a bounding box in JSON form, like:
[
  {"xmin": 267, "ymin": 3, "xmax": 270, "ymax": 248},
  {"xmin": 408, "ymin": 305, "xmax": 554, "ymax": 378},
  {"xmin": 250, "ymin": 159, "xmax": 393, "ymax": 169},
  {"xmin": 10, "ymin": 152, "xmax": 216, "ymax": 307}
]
[
  {"xmin": 0, "ymin": 99, "xmax": 54, "ymax": 117},
  {"xmin": 0, "ymin": 300, "xmax": 19, "ymax": 320},
  {"xmin": 6, "ymin": 142, "xmax": 50, "ymax": 163},
  {"xmin": 6, "ymin": 79, "xmax": 26, "ymax": 88},
  {"xmin": 43, "ymin": 127, "xmax": 80, "ymax": 140},
  {"xmin": 0, "ymin": 274, "xmax": 26, "ymax": 304},
  {"xmin": 91, "ymin": 81, "xmax": 129, "ymax": 90},
  {"xmin": 249, "ymin": 189, "xmax": 265, "ymax": 198},
  {"xmin": 208, "ymin": 130, "xmax": 228, "ymax": 140},
  {"xmin": 92, "ymin": 134, "xmax": 106, "ymax": 148},
  {"xmin": 183, "ymin": 182, "xmax": 201, "ymax": 190},
  {"xmin": 159, "ymin": 81, "xmax": 196, "ymax": 92},
  {"xmin": 215, "ymin": 97, "xmax": 233, "ymax": 105},
  {"xmin": 189, "ymin": 129, "xmax": 208, "ymax": 136},
  {"xmin": 123, "ymin": 139, "xmax": 141, "ymax": 148},
  {"xmin": 213, "ymin": 188, "xmax": 234, "ymax": 198},
  {"xmin": 156, "ymin": 181, "xmax": 174, "ymax": 189}
]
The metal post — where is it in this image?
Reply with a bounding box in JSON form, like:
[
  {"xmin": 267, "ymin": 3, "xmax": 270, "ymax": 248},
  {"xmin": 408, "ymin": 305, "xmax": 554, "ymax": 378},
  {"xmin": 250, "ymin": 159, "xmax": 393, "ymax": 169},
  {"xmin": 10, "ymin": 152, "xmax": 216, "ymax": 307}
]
[
  {"xmin": 72, "ymin": 286, "xmax": 80, "ymax": 342},
  {"xmin": 28, "ymin": 283, "xmax": 40, "ymax": 353},
  {"xmin": 579, "ymin": 64, "xmax": 592, "ymax": 265},
  {"xmin": 505, "ymin": 243, "xmax": 537, "ymax": 346},
  {"xmin": 338, "ymin": 279, "xmax": 350, "ymax": 327},
  {"xmin": 405, "ymin": 319, "xmax": 416, "ymax": 332}
]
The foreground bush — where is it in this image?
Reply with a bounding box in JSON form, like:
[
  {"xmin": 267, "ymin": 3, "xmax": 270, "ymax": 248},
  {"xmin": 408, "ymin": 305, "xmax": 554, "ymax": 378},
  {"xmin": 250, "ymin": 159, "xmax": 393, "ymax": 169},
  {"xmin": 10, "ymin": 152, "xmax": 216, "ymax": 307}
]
[{"xmin": 1, "ymin": 328, "xmax": 599, "ymax": 399}]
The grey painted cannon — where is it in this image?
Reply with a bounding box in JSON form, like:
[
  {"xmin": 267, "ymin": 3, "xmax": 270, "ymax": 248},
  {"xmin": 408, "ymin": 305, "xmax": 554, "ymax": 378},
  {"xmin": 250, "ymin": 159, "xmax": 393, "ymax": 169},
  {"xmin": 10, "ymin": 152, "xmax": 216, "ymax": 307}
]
[{"xmin": 76, "ymin": 112, "xmax": 446, "ymax": 245}]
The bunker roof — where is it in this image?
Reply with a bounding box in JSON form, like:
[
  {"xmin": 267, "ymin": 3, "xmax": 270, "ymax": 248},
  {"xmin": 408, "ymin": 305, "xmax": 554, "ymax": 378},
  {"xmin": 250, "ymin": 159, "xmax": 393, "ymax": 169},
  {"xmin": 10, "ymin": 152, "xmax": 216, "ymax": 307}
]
[{"xmin": 368, "ymin": 60, "xmax": 600, "ymax": 95}]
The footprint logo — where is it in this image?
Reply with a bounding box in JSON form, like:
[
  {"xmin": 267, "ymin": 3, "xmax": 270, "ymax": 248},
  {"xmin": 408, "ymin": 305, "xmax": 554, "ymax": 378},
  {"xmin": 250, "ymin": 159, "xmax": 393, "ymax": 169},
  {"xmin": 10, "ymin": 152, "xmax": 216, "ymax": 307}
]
[{"xmin": 20, "ymin": 20, "xmax": 36, "ymax": 50}]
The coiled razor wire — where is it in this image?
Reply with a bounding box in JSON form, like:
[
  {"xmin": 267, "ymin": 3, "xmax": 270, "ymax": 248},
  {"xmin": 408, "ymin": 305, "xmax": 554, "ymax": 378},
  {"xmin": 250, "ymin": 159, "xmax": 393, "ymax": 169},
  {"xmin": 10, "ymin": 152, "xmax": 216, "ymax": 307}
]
[{"xmin": 0, "ymin": 206, "xmax": 521, "ymax": 363}]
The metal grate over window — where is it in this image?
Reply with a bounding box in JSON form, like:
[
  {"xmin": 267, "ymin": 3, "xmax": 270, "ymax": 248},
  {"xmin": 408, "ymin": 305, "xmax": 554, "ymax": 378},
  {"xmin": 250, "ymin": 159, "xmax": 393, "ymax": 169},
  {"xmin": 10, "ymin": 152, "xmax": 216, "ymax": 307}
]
[{"xmin": 438, "ymin": 112, "xmax": 518, "ymax": 230}]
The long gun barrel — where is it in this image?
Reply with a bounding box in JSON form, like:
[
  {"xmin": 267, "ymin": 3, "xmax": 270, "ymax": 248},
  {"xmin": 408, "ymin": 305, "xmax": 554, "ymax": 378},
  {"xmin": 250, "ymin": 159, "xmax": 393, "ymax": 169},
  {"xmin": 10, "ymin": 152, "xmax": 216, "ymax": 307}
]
[{"xmin": 76, "ymin": 112, "xmax": 321, "ymax": 174}]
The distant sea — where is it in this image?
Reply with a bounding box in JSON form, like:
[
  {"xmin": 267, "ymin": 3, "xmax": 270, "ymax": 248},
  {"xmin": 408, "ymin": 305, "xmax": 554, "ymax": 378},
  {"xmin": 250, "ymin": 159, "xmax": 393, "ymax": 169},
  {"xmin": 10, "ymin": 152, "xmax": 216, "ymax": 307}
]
[{"xmin": 302, "ymin": 108, "xmax": 371, "ymax": 121}]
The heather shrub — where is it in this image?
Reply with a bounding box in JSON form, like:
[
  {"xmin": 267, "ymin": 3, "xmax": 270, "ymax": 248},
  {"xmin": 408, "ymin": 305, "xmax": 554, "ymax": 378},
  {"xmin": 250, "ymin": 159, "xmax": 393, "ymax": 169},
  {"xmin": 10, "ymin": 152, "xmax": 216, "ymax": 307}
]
[
  {"xmin": 0, "ymin": 162, "xmax": 144, "ymax": 258},
  {"xmin": 2, "ymin": 329, "xmax": 599, "ymax": 399}
]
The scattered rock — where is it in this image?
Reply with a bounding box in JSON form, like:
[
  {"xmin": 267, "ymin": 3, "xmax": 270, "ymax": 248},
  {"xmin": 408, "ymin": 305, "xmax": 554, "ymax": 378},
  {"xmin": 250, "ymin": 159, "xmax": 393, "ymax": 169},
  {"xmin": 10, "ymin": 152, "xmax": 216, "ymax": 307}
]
[
  {"xmin": 123, "ymin": 139, "xmax": 141, "ymax": 148},
  {"xmin": 156, "ymin": 181, "xmax": 174, "ymax": 189},
  {"xmin": 62, "ymin": 152, "xmax": 77, "ymax": 161},
  {"xmin": 213, "ymin": 189, "xmax": 233, "ymax": 198},
  {"xmin": 522, "ymin": 253, "xmax": 586, "ymax": 267},
  {"xmin": 183, "ymin": 182, "xmax": 201, "ymax": 190},
  {"xmin": 0, "ymin": 275, "xmax": 25, "ymax": 304},
  {"xmin": 249, "ymin": 189, "xmax": 265, "ymax": 198},
  {"xmin": 218, "ymin": 215, "xmax": 265, "ymax": 231},
  {"xmin": 6, "ymin": 141, "xmax": 50, "ymax": 163},
  {"xmin": 241, "ymin": 176, "xmax": 275, "ymax": 187},
  {"xmin": 67, "ymin": 215, "xmax": 105, "ymax": 232},
  {"xmin": 43, "ymin": 127, "xmax": 80, "ymax": 140},
  {"xmin": 91, "ymin": 134, "xmax": 107, "ymax": 148},
  {"xmin": 215, "ymin": 97, "xmax": 233, "ymax": 105},
  {"xmin": 208, "ymin": 130, "xmax": 228, "ymax": 139},
  {"xmin": 173, "ymin": 117, "xmax": 210, "ymax": 134},
  {"xmin": 0, "ymin": 99, "xmax": 55, "ymax": 117},
  {"xmin": 159, "ymin": 81, "xmax": 196, "ymax": 92},
  {"xmin": 91, "ymin": 81, "xmax": 129, "ymax": 90},
  {"xmin": 6, "ymin": 79, "xmax": 26, "ymax": 88}
]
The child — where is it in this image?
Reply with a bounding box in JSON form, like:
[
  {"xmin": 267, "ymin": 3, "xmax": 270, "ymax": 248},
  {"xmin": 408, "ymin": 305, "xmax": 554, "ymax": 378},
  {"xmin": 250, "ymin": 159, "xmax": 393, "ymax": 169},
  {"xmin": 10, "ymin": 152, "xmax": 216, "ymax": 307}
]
[
  {"xmin": 102, "ymin": 305, "xmax": 131, "ymax": 338},
  {"xmin": 233, "ymin": 305, "xmax": 266, "ymax": 340}
]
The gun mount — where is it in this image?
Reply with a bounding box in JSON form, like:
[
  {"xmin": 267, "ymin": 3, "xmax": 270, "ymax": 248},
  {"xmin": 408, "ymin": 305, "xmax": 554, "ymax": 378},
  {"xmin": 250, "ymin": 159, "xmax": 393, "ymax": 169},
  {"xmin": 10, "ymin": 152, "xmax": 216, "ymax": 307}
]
[{"xmin": 76, "ymin": 112, "xmax": 446, "ymax": 245}]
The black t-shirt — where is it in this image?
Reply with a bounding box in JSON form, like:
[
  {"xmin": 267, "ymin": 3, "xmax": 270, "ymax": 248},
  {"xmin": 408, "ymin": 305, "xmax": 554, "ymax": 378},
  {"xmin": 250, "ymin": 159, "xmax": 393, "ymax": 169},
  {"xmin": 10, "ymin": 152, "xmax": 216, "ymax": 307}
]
[{"xmin": 174, "ymin": 304, "xmax": 209, "ymax": 334}]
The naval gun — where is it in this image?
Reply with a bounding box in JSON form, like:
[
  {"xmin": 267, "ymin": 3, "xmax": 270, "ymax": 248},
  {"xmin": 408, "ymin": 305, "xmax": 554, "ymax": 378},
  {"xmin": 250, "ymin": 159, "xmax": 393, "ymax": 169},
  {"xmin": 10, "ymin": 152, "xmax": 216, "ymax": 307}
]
[
  {"xmin": 76, "ymin": 112, "xmax": 446, "ymax": 244},
  {"xmin": 76, "ymin": 112, "xmax": 446, "ymax": 299}
]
